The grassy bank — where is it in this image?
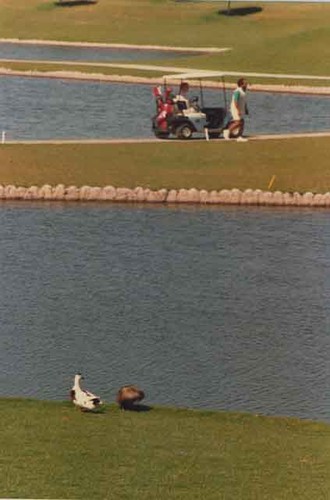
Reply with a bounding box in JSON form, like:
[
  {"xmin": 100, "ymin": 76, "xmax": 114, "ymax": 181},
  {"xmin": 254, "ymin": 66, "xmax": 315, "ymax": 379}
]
[
  {"xmin": 0, "ymin": 60, "xmax": 166, "ymax": 79},
  {"xmin": 1, "ymin": 138, "xmax": 330, "ymax": 194},
  {"xmin": 1, "ymin": 398, "xmax": 330, "ymax": 499},
  {"xmin": 0, "ymin": 1, "xmax": 330, "ymax": 79},
  {"xmin": 1, "ymin": 61, "xmax": 330, "ymax": 91}
]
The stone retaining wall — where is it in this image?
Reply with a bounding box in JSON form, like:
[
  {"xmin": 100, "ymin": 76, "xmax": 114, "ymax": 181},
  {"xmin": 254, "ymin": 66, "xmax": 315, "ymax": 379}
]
[{"xmin": 1, "ymin": 184, "xmax": 330, "ymax": 207}]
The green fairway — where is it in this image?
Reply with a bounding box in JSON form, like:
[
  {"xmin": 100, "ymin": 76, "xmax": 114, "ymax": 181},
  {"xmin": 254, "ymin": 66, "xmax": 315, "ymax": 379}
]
[
  {"xmin": 1, "ymin": 398, "xmax": 330, "ymax": 499},
  {"xmin": 1, "ymin": 137, "xmax": 330, "ymax": 194},
  {"xmin": 0, "ymin": 0, "xmax": 330, "ymax": 80}
]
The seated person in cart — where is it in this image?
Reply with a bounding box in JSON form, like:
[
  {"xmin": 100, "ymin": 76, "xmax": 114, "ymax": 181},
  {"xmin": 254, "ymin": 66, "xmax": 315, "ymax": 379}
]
[{"xmin": 173, "ymin": 81, "xmax": 199, "ymax": 114}]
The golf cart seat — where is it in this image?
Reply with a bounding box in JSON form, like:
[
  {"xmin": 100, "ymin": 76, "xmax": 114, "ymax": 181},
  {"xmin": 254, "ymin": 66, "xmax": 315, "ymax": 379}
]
[
  {"xmin": 202, "ymin": 107, "xmax": 227, "ymax": 129},
  {"xmin": 176, "ymin": 100, "xmax": 188, "ymax": 112}
]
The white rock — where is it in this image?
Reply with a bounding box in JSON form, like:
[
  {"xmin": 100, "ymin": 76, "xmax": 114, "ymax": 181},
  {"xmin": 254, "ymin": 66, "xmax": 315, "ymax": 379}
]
[
  {"xmin": 65, "ymin": 186, "xmax": 80, "ymax": 201},
  {"xmin": 53, "ymin": 184, "xmax": 66, "ymax": 200},
  {"xmin": 166, "ymin": 189, "xmax": 177, "ymax": 203},
  {"xmin": 103, "ymin": 186, "xmax": 117, "ymax": 201}
]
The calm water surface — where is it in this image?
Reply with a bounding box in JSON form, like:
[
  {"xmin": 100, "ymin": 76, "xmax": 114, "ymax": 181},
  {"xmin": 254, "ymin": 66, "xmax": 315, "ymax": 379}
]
[
  {"xmin": 0, "ymin": 41, "xmax": 193, "ymax": 62},
  {"xmin": 0, "ymin": 77, "xmax": 329, "ymax": 140},
  {"xmin": 1, "ymin": 203, "xmax": 330, "ymax": 422}
]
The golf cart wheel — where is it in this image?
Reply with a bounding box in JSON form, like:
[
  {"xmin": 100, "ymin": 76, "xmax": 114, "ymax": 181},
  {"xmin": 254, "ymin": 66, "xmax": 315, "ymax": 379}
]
[
  {"xmin": 176, "ymin": 124, "xmax": 194, "ymax": 140},
  {"xmin": 230, "ymin": 128, "xmax": 240, "ymax": 138}
]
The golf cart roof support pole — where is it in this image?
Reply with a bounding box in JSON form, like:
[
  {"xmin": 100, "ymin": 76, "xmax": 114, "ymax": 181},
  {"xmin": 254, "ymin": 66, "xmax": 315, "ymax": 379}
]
[
  {"xmin": 221, "ymin": 76, "xmax": 228, "ymax": 111},
  {"xmin": 199, "ymin": 79, "xmax": 204, "ymax": 108}
]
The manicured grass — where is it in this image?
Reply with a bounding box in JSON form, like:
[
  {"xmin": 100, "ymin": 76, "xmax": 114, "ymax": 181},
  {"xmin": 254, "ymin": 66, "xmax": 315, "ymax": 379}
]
[
  {"xmin": 0, "ymin": 60, "xmax": 166, "ymax": 78},
  {"xmin": 0, "ymin": 1, "xmax": 330, "ymax": 79},
  {"xmin": 0, "ymin": 60, "xmax": 329, "ymax": 90},
  {"xmin": 1, "ymin": 398, "xmax": 330, "ymax": 499},
  {"xmin": 1, "ymin": 138, "xmax": 330, "ymax": 193}
]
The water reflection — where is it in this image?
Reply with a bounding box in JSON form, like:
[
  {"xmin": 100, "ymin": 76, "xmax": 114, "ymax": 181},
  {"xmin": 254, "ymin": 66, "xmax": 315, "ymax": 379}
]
[{"xmin": 0, "ymin": 203, "xmax": 330, "ymax": 422}]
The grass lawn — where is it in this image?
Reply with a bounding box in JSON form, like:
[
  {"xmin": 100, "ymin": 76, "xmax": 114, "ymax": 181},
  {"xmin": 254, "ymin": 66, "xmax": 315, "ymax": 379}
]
[
  {"xmin": 1, "ymin": 398, "xmax": 330, "ymax": 499},
  {"xmin": 0, "ymin": 60, "xmax": 167, "ymax": 79},
  {"xmin": 1, "ymin": 137, "xmax": 330, "ymax": 194},
  {"xmin": 0, "ymin": 1, "xmax": 330, "ymax": 80},
  {"xmin": 0, "ymin": 61, "xmax": 329, "ymax": 90}
]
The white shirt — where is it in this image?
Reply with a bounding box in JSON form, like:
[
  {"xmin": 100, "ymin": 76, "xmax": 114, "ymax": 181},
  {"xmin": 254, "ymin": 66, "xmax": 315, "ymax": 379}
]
[{"xmin": 230, "ymin": 87, "xmax": 247, "ymax": 121}]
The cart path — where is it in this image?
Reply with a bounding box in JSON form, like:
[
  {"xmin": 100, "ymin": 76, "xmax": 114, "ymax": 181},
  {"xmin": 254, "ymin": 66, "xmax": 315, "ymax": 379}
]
[
  {"xmin": 0, "ymin": 38, "xmax": 231, "ymax": 53},
  {"xmin": 3, "ymin": 131, "xmax": 330, "ymax": 145}
]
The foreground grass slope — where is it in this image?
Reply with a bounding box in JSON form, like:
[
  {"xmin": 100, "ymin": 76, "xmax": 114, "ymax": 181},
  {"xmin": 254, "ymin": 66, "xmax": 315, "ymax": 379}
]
[
  {"xmin": 1, "ymin": 398, "xmax": 330, "ymax": 499},
  {"xmin": 1, "ymin": 138, "xmax": 330, "ymax": 193},
  {"xmin": 0, "ymin": 1, "xmax": 330, "ymax": 78}
]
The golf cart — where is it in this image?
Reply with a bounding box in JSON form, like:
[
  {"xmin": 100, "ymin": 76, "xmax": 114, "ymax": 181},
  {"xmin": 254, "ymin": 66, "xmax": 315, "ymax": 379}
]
[{"xmin": 152, "ymin": 72, "xmax": 228, "ymax": 140}]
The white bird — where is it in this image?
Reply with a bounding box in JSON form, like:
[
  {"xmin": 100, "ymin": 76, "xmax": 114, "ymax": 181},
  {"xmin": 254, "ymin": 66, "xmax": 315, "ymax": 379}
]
[{"xmin": 70, "ymin": 373, "xmax": 102, "ymax": 411}]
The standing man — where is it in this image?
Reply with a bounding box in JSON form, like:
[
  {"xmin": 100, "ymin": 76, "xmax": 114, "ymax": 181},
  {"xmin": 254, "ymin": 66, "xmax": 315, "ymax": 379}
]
[{"xmin": 223, "ymin": 78, "xmax": 249, "ymax": 142}]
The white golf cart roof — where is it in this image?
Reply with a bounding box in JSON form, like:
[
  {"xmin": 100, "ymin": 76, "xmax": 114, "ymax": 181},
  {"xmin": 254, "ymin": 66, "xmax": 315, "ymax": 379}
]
[
  {"xmin": 163, "ymin": 69, "xmax": 330, "ymax": 82},
  {"xmin": 163, "ymin": 70, "xmax": 227, "ymax": 80}
]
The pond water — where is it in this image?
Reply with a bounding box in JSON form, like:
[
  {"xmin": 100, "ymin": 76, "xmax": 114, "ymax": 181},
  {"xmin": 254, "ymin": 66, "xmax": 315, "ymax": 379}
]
[
  {"xmin": 0, "ymin": 77, "xmax": 329, "ymax": 140},
  {"xmin": 0, "ymin": 41, "xmax": 194, "ymax": 62},
  {"xmin": 1, "ymin": 203, "xmax": 330, "ymax": 422}
]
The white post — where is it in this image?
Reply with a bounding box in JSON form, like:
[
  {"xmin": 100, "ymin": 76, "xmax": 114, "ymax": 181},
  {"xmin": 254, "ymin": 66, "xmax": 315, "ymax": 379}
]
[
  {"xmin": 1, "ymin": 131, "xmax": 5, "ymax": 144},
  {"xmin": 205, "ymin": 128, "xmax": 209, "ymax": 141}
]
